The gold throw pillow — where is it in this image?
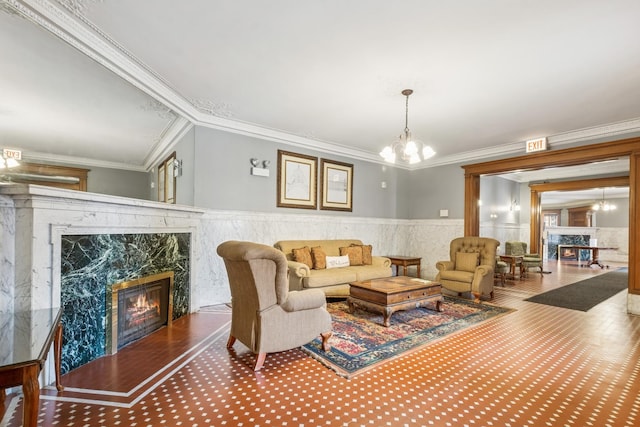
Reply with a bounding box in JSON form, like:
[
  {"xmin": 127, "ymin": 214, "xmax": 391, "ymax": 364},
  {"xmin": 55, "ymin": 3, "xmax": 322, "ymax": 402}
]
[
  {"xmin": 340, "ymin": 246, "xmax": 363, "ymax": 266},
  {"xmin": 292, "ymin": 246, "xmax": 313, "ymax": 269},
  {"xmin": 311, "ymin": 246, "xmax": 326, "ymax": 269}
]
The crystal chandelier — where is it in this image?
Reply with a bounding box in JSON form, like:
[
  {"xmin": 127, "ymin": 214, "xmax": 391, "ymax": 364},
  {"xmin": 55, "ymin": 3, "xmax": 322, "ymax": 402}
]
[
  {"xmin": 379, "ymin": 89, "xmax": 435, "ymax": 164},
  {"xmin": 592, "ymin": 188, "xmax": 616, "ymax": 211}
]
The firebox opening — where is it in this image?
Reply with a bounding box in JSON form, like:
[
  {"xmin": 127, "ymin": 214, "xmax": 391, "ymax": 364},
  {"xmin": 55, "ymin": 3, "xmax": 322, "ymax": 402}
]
[{"xmin": 110, "ymin": 271, "xmax": 174, "ymax": 354}]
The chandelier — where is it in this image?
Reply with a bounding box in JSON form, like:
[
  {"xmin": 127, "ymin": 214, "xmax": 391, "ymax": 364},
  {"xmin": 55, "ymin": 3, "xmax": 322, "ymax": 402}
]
[
  {"xmin": 379, "ymin": 89, "xmax": 435, "ymax": 164},
  {"xmin": 592, "ymin": 188, "xmax": 616, "ymax": 211}
]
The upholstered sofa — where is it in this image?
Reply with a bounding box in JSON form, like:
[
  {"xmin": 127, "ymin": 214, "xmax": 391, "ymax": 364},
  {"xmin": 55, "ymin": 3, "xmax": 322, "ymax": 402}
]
[{"xmin": 274, "ymin": 239, "xmax": 392, "ymax": 297}]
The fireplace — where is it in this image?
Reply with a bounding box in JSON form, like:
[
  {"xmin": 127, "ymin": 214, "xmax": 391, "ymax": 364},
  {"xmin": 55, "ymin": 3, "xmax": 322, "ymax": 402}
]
[{"xmin": 110, "ymin": 272, "xmax": 174, "ymax": 353}]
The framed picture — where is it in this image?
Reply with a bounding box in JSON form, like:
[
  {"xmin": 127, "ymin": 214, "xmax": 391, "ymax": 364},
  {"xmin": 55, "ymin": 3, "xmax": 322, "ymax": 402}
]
[
  {"xmin": 320, "ymin": 158, "xmax": 353, "ymax": 211},
  {"xmin": 277, "ymin": 150, "xmax": 318, "ymax": 209}
]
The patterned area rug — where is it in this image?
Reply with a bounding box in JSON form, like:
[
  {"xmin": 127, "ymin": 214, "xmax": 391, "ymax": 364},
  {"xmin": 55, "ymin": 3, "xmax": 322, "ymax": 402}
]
[{"xmin": 302, "ymin": 297, "xmax": 513, "ymax": 378}]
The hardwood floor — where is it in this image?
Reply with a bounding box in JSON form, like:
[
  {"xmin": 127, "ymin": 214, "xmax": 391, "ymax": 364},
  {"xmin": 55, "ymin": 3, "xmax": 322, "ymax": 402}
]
[{"xmin": 3, "ymin": 261, "xmax": 640, "ymax": 426}]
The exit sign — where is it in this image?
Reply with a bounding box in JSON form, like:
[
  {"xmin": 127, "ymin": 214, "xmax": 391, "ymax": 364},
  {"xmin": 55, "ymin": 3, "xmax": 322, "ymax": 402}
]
[
  {"xmin": 2, "ymin": 148, "xmax": 22, "ymax": 160},
  {"xmin": 526, "ymin": 137, "xmax": 547, "ymax": 153}
]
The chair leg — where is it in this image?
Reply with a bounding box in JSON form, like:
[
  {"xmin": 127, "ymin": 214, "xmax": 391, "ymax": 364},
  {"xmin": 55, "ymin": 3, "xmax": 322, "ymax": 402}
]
[
  {"xmin": 472, "ymin": 292, "xmax": 481, "ymax": 304},
  {"xmin": 321, "ymin": 331, "xmax": 332, "ymax": 352},
  {"xmin": 226, "ymin": 335, "xmax": 236, "ymax": 349},
  {"xmin": 253, "ymin": 352, "xmax": 266, "ymax": 371}
]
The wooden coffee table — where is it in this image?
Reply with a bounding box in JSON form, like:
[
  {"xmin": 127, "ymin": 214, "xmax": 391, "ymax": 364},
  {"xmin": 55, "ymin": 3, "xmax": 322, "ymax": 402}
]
[{"xmin": 348, "ymin": 276, "xmax": 443, "ymax": 327}]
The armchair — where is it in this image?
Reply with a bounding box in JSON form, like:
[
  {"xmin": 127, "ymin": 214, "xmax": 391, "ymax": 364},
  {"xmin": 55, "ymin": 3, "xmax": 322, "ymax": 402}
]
[
  {"xmin": 435, "ymin": 237, "xmax": 500, "ymax": 302},
  {"xmin": 217, "ymin": 241, "xmax": 332, "ymax": 371},
  {"xmin": 505, "ymin": 241, "xmax": 543, "ymax": 277}
]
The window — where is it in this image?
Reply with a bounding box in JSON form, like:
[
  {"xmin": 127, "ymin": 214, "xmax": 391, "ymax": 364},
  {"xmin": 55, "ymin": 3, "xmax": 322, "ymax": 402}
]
[{"xmin": 158, "ymin": 152, "xmax": 176, "ymax": 203}]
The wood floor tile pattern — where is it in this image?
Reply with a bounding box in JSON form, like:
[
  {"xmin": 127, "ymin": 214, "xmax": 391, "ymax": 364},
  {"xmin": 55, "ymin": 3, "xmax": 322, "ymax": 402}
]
[{"xmin": 3, "ymin": 262, "xmax": 640, "ymax": 426}]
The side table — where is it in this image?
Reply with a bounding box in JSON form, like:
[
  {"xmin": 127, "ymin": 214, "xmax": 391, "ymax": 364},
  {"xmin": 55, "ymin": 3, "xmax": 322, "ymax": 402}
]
[
  {"xmin": 0, "ymin": 307, "xmax": 64, "ymax": 427},
  {"xmin": 386, "ymin": 256, "xmax": 422, "ymax": 278}
]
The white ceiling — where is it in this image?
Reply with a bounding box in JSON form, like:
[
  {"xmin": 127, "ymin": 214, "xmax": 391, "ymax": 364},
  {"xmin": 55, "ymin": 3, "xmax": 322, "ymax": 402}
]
[{"xmin": 1, "ymin": 0, "xmax": 640, "ymax": 172}]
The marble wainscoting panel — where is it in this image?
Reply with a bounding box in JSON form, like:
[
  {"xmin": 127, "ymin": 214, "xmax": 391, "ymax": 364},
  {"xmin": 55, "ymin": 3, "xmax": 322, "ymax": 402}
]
[
  {"xmin": 0, "ymin": 194, "xmax": 15, "ymax": 313},
  {"xmin": 402, "ymin": 219, "xmax": 464, "ymax": 280},
  {"xmin": 60, "ymin": 233, "xmax": 191, "ymax": 374},
  {"xmin": 193, "ymin": 210, "xmax": 403, "ymax": 307},
  {"xmin": 480, "ymin": 223, "xmax": 523, "ymax": 252},
  {"xmin": 593, "ymin": 227, "xmax": 629, "ymax": 262}
]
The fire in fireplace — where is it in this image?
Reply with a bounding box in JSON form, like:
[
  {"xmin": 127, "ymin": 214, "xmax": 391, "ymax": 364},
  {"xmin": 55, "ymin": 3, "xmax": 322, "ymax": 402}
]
[{"xmin": 110, "ymin": 272, "xmax": 174, "ymax": 353}]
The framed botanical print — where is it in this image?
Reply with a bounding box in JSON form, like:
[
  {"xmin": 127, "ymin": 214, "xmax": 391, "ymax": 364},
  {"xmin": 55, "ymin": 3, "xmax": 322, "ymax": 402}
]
[
  {"xmin": 320, "ymin": 158, "xmax": 353, "ymax": 211},
  {"xmin": 277, "ymin": 150, "xmax": 318, "ymax": 209}
]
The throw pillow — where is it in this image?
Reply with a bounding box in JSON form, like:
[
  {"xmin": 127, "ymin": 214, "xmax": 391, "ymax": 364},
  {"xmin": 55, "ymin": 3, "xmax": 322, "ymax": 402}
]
[
  {"xmin": 340, "ymin": 246, "xmax": 363, "ymax": 266},
  {"xmin": 326, "ymin": 255, "xmax": 350, "ymax": 269},
  {"xmin": 292, "ymin": 246, "xmax": 313, "ymax": 269},
  {"xmin": 455, "ymin": 252, "xmax": 480, "ymax": 273},
  {"xmin": 311, "ymin": 246, "xmax": 326, "ymax": 269},
  {"xmin": 351, "ymin": 243, "xmax": 373, "ymax": 265}
]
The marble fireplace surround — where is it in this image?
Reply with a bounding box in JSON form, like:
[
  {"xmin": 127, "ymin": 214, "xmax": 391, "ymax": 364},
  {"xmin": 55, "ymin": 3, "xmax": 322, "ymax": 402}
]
[{"xmin": 1, "ymin": 184, "xmax": 638, "ymax": 385}]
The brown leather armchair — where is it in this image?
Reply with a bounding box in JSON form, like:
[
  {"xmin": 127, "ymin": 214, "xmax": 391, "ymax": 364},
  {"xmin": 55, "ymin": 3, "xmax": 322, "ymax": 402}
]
[
  {"xmin": 217, "ymin": 240, "xmax": 332, "ymax": 371},
  {"xmin": 436, "ymin": 237, "xmax": 500, "ymax": 302}
]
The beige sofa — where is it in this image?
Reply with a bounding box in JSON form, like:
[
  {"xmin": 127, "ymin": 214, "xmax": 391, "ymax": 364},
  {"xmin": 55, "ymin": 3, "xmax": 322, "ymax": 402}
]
[{"xmin": 274, "ymin": 239, "xmax": 392, "ymax": 297}]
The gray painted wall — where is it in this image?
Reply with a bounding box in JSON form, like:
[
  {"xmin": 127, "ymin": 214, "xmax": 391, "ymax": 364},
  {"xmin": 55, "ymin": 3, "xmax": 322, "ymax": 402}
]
[
  {"xmin": 86, "ymin": 167, "xmax": 148, "ymax": 199},
  {"xmin": 404, "ymin": 163, "xmax": 466, "ymax": 219},
  {"xmin": 594, "ymin": 197, "xmax": 629, "ymax": 227},
  {"xmin": 190, "ymin": 126, "xmax": 403, "ymax": 218},
  {"xmin": 479, "ymin": 175, "xmax": 522, "ymax": 224}
]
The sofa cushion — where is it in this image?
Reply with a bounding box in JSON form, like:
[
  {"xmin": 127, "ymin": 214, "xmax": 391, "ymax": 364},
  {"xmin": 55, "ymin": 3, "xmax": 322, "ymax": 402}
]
[
  {"xmin": 275, "ymin": 239, "xmax": 364, "ymax": 259},
  {"xmin": 292, "ymin": 246, "xmax": 313, "ymax": 268},
  {"xmin": 455, "ymin": 252, "xmax": 479, "ymax": 272},
  {"xmin": 311, "ymin": 246, "xmax": 326, "ymax": 269},
  {"xmin": 438, "ymin": 269, "xmax": 475, "ymax": 283},
  {"xmin": 351, "ymin": 244, "xmax": 372, "ymax": 265},
  {"xmin": 326, "ymin": 255, "xmax": 350, "ymax": 269},
  {"xmin": 348, "ymin": 265, "xmax": 393, "ymax": 282},
  {"xmin": 340, "ymin": 246, "xmax": 363, "ymax": 266},
  {"xmin": 304, "ymin": 268, "xmax": 357, "ymax": 288}
]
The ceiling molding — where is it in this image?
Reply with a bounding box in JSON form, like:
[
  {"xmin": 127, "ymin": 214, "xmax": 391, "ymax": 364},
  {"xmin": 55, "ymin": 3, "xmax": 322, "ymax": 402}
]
[
  {"xmin": 8, "ymin": 0, "xmax": 640, "ymax": 172},
  {"xmin": 144, "ymin": 117, "xmax": 193, "ymax": 170}
]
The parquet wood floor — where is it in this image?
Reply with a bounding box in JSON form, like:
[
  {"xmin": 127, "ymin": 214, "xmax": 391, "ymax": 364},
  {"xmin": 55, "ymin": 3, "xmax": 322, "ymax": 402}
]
[{"xmin": 2, "ymin": 261, "xmax": 639, "ymax": 427}]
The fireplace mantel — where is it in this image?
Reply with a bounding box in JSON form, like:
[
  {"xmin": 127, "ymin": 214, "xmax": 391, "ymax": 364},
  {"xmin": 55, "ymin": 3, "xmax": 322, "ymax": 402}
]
[{"xmin": 0, "ymin": 184, "xmax": 203, "ymax": 314}]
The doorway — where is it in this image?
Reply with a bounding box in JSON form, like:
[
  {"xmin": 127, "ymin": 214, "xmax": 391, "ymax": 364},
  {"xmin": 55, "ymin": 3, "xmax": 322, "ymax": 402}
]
[{"xmin": 462, "ymin": 136, "xmax": 640, "ymax": 294}]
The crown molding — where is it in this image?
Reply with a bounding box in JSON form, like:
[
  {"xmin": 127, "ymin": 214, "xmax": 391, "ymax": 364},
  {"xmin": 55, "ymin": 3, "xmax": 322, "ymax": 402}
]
[{"xmin": 7, "ymin": 0, "xmax": 640, "ymax": 172}]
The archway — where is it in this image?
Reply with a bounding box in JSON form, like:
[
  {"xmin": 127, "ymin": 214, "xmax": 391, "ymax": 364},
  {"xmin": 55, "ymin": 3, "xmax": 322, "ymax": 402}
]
[{"xmin": 462, "ymin": 136, "xmax": 640, "ymax": 297}]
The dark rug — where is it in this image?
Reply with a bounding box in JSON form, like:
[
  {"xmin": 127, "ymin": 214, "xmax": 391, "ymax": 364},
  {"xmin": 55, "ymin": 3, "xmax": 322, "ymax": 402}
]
[
  {"xmin": 301, "ymin": 297, "xmax": 513, "ymax": 378},
  {"xmin": 524, "ymin": 268, "xmax": 628, "ymax": 311}
]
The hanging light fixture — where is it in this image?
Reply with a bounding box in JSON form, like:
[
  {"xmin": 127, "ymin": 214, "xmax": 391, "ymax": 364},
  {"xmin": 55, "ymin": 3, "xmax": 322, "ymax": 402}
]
[
  {"xmin": 592, "ymin": 188, "xmax": 616, "ymax": 211},
  {"xmin": 379, "ymin": 89, "xmax": 436, "ymax": 164}
]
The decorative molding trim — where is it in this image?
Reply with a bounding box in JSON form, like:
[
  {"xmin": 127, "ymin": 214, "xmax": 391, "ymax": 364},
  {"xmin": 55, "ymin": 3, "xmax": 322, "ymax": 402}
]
[
  {"xmin": 190, "ymin": 98, "xmax": 233, "ymax": 118},
  {"xmin": 7, "ymin": 0, "xmax": 640, "ymax": 172},
  {"xmin": 141, "ymin": 99, "xmax": 177, "ymax": 121}
]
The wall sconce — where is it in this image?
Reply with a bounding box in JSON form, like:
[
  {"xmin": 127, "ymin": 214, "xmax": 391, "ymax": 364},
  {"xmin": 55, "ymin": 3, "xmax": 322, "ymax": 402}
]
[
  {"xmin": 510, "ymin": 199, "xmax": 520, "ymax": 211},
  {"xmin": 490, "ymin": 212, "xmax": 498, "ymax": 219},
  {"xmin": 250, "ymin": 158, "xmax": 270, "ymax": 177},
  {"xmin": 173, "ymin": 158, "xmax": 183, "ymax": 177}
]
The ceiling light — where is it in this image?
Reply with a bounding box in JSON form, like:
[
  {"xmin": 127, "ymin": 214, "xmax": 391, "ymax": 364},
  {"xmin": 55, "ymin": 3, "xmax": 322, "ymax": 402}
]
[
  {"xmin": 592, "ymin": 188, "xmax": 616, "ymax": 211},
  {"xmin": 379, "ymin": 89, "xmax": 436, "ymax": 164}
]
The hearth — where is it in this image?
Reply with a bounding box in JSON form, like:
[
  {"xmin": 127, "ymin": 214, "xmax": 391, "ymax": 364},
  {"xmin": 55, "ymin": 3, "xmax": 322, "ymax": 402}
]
[{"xmin": 110, "ymin": 272, "xmax": 174, "ymax": 353}]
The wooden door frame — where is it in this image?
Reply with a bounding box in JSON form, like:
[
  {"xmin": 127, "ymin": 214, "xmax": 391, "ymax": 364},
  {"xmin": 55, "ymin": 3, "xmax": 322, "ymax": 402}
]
[{"xmin": 462, "ymin": 136, "xmax": 640, "ymax": 294}]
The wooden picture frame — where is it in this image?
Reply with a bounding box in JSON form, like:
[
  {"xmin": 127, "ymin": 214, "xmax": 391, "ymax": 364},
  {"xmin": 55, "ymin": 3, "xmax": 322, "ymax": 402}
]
[
  {"xmin": 320, "ymin": 158, "xmax": 353, "ymax": 211},
  {"xmin": 277, "ymin": 150, "xmax": 317, "ymax": 209}
]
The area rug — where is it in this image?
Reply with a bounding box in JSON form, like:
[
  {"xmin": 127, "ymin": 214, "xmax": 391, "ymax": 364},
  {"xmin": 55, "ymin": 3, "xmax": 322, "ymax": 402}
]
[
  {"xmin": 524, "ymin": 268, "xmax": 628, "ymax": 311},
  {"xmin": 301, "ymin": 297, "xmax": 513, "ymax": 378}
]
